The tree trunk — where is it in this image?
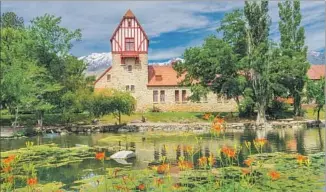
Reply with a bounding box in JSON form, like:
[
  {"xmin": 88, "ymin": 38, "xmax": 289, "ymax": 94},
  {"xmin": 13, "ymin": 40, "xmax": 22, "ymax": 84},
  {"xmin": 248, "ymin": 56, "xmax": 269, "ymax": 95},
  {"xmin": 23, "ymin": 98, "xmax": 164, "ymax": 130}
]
[
  {"xmin": 256, "ymin": 103, "xmax": 267, "ymax": 125},
  {"xmin": 118, "ymin": 111, "xmax": 121, "ymax": 125},
  {"xmin": 12, "ymin": 106, "xmax": 19, "ymax": 132},
  {"xmin": 317, "ymin": 107, "xmax": 321, "ymax": 123},
  {"xmin": 293, "ymin": 93, "xmax": 302, "ymax": 116}
]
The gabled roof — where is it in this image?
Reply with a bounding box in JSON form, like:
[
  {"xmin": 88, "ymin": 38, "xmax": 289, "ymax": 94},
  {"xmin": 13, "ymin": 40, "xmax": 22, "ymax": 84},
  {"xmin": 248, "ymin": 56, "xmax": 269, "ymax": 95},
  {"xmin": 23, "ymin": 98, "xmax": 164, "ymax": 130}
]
[
  {"xmin": 124, "ymin": 9, "xmax": 135, "ymax": 18},
  {"xmin": 110, "ymin": 9, "xmax": 149, "ymax": 42},
  {"xmin": 307, "ymin": 65, "xmax": 325, "ymax": 80}
]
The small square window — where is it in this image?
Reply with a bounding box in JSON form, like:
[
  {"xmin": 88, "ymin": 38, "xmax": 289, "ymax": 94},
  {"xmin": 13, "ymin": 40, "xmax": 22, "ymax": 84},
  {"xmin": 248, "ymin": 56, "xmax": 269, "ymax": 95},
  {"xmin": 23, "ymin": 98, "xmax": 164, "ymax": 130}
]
[
  {"xmin": 107, "ymin": 74, "xmax": 111, "ymax": 82},
  {"xmin": 127, "ymin": 65, "xmax": 132, "ymax": 72},
  {"xmin": 126, "ymin": 85, "xmax": 130, "ymax": 91},
  {"xmin": 131, "ymin": 85, "xmax": 135, "ymax": 92}
]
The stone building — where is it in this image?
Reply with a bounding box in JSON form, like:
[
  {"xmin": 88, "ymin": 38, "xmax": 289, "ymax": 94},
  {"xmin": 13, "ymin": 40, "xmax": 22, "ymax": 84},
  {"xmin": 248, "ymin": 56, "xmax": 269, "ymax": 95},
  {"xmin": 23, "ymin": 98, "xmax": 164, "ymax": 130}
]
[{"xmin": 94, "ymin": 9, "xmax": 237, "ymax": 112}]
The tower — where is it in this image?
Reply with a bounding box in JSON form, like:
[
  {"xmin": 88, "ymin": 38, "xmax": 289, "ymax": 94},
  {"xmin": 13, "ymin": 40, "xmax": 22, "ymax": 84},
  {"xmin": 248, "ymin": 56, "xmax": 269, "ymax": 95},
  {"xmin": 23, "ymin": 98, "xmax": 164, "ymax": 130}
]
[{"xmin": 96, "ymin": 9, "xmax": 150, "ymax": 110}]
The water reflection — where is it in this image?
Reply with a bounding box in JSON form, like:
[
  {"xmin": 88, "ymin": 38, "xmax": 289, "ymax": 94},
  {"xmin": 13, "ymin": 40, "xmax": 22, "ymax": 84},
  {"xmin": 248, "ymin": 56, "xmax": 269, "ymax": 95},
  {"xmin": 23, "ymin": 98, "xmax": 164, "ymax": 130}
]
[{"xmin": 1, "ymin": 127, "xmax": 324, "ymax": 190}]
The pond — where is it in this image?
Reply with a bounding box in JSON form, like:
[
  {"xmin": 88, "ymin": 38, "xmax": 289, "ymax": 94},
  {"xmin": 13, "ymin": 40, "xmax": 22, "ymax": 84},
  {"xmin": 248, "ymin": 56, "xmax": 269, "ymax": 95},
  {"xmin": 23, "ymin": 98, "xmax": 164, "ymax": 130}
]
[{"xmin": 1, "ymin": 126, "xmax": 325, "ymax": 190}]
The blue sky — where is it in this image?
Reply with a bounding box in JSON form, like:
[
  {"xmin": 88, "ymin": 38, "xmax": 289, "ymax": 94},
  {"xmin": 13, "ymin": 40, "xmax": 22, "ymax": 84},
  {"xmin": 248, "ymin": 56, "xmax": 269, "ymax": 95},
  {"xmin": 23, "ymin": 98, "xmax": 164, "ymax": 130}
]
[{"xmin": 3, "ymin": 1, "xmax": 325, "ymax": 63}]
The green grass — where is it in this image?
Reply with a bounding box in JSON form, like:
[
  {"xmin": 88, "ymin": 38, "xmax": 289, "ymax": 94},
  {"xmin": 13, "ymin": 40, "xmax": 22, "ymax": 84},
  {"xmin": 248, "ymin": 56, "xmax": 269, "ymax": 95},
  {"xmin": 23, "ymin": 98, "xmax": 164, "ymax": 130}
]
[{"xmin": 304, "ymin": 107, "xmax": 325, "ymax": 120}]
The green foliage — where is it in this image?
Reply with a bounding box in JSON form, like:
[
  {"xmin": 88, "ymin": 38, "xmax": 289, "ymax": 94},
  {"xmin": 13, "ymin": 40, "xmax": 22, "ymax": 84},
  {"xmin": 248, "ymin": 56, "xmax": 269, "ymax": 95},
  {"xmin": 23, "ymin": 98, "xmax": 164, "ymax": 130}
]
[
  {"xmin": 306, "ymin": 78, "xmax": 325, "ymax": 121},
  {"xmin": 84, "ymin": 89, "xmax": 136, "ymax": 124},
  {"xmin": 278, "ymin": 1, "xmax": 309, "ymax": 116},
  {"xmin": 0, "ymin": 12, "xmax": 24, "ymax": 29}
]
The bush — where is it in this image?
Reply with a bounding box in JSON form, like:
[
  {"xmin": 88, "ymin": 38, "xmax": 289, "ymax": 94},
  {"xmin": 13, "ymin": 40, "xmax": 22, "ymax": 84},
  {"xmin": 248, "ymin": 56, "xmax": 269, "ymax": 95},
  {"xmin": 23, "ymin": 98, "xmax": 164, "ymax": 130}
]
[{"xmin": 267, "ymin": 100, "xmax": 290, "ymax": 119}]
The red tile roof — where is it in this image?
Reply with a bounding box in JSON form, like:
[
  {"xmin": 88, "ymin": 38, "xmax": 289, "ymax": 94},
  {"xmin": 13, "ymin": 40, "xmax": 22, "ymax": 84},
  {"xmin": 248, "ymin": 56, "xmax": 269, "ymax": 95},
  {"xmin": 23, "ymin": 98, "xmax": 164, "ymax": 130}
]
[
  {"xmin": 307, "ymin": 65, "xmax": 325, "ymax": 80},
  {"xmin": 148, "ymin": 65, "xmax": 186, "ymax": 86}
]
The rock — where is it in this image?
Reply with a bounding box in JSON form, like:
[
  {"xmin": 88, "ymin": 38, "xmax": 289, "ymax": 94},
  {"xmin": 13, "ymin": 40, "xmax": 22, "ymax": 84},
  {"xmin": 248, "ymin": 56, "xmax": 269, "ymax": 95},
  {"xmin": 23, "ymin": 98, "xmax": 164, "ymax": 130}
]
[
  {"xmin": 112, "ymin": 158, "xmax": 132, "ymax": 165},
  {"xmin": 110, "ymin": 151, "xmax": 136, "ymax": 159},
  {"xmin": 130, "ymin": 120, "xmax": 142, "ymax": 123},
  {"xmin": 75, "ymin": 144, "xmax": 88, "ymax": 147}
]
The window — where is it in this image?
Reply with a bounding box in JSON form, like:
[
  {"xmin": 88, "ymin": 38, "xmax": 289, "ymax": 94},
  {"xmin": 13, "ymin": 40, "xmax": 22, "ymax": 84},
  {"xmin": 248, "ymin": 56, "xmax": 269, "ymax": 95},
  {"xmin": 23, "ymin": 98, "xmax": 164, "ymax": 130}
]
[
  {"xmin": 175, "ymin": 90, "xmax": 179, "ymax": 103},
  {"xmin": 107, "ymin": 74, "xmax": 111, "ymax": 82},
  {"xmin": 125, "ymin": 38, "xmax": 135, "ymax": 51},
  {"xmin": 182, "ymin": 90, "xmax": 187, "ymax": 102},
  {"xmin": 126, "ymin": 85, "xmax": 130, "ymax": 91},
  {"xmin": 127, "ymin": 65, "xmax": 132, "ymax": 72},
  {"xmin": 128, "ymin": 20, "xmax": 131, "ymax": 27},
  {"xmin": 155, "ymin": 75, "xmax": 162, "ymax": 81},
  {"xmin": 160, "ymin": 90, "xmax": 165, "ymax": 103},
  {"xmin": 130, "ymin": 85, "xmax": 135, "ymax": 92},
  {"xmin": 153, "ymin": 90, "xmax": 158, "ymax": 103}
]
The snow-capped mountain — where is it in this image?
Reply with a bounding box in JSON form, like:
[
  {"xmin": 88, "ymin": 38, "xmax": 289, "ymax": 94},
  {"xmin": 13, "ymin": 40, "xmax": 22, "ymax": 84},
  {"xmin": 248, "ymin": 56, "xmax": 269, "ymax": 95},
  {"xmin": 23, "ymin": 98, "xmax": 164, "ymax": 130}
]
[
  {"xmin": 78, "ymin": 53, "xmax": 112, "ymax": 76},
  {"xmin": 151, "ymin": 58, "xmax": 185, "ymax": 66},
  {"xmin": 79, "ymin": 52, "xmax": 184, "ymax": 77},
  {"xmin": 307, "ymin": 50, "xmax": 325, "ymax": 65}
]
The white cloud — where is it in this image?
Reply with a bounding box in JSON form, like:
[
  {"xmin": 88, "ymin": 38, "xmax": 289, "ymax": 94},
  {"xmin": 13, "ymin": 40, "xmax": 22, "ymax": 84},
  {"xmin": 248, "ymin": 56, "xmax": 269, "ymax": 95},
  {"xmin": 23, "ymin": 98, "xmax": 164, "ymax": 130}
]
[{"xmin": 2, "ymin": 1, "xmax": 324, "ymax": 59}]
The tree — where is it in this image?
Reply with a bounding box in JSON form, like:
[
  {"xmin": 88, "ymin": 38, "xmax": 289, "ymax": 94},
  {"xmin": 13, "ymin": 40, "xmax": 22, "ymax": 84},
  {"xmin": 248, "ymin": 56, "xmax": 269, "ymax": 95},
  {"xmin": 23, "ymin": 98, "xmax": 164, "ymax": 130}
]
[
  {"xmin": 173, "ymin": 36, "xmax": 240, "ymax": 105},
  {"xmin": 306, "ymin": 78, "xmax": 325, "ymax": 122},
  {"xmin": 84, "ymin": 89, "xmax": 136, "ymax": 125},
  {"xmin": 110, "ymin": 91, "xmax": 136, "ymax": 125},
  {"xmin": 0, "ymin": 12, "xmax": 24, "ymax": 29},
  {"xmin": 278, "ymin": 0, "xmax": 309, "ymax": 116},
  {"xmin": 243, "ymin": 1, "xmax": 272, "ymax": 125}
]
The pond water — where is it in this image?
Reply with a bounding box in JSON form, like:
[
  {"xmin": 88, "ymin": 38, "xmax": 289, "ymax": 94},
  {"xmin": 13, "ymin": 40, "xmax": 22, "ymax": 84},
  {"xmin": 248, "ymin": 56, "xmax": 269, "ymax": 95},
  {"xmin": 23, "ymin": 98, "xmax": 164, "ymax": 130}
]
[{"xmin": 1, "ymin": 127, "xmax": 325, "ymax": 190}]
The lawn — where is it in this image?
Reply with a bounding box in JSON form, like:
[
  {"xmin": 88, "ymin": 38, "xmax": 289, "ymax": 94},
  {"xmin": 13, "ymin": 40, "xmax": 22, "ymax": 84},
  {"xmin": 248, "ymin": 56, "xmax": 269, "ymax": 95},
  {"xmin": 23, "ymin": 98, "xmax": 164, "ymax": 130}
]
[{"xmin": 304, "ymin": 107, "xmax": 325, "ymax": 120}]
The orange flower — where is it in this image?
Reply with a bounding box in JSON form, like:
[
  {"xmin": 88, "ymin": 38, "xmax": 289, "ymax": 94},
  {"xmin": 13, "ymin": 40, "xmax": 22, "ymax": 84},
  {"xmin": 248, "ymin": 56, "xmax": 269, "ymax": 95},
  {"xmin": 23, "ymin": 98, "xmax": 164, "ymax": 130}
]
[
  {"xmin": 254, "ymin": 138, "xmax": 267, "ymax": 146},
  {"xmin": 3, "ymin": 155, "xmax": 16, "ymax": 165},
  {"xmin": 198, "ymin": 156, "xmax": 208, "ymax": 167},
  {"xmin": 137, "ymin": 183, "xmax": 146, "ymax": 191},
  {"xmin": 241, "ymin": 168, "xmax": 250, "ymax": 175},
  {"xmin": 155, "ymin": 178, "xmax": 164, "ymax": 186},
  {"xmin": 27, "ymin": 177, "xmax": 38, "ymax": 186},
  {"xmin": 2, "ymin": 166, "xmax": 12, "ymax": 173},
  {"xmin": 157, "ymin": 164, "xmax": 169, "ymax": 174},
  {"xmin": 208, "ymin": 153, "xmax": 215, "ymax": 167},
  {"xmin": 268, "ymin": 171, "xmax": 280, "ymax": 181},
  {"xmin": 214, "ymin": 117, "xmax": 224, "ymax": 124},
  {"xmin": 244, "ymin": 158, "xmax": 254, "ymax": 167},
  {"xmin": 178, "ymin": 160, "xmax": 193, "ymax": 171},
  {"xmin": 211, "ymin": 124, "xmax": 223, "ymax": 133},
  {"xmin": 95, "ymin": 152, "xmax": 105, "ymax": 160},
  {"xmin": 203, "ymin": 113, "xmax": 211, "ymax": 120},
  {"xmin": 183, "ymin": 145, "xmax": 193, "ymax": 154},
  {"xmin": 297, "ymin": 154, "xmax": 308, "ymax": 164},
  {"xmin": 222, "ymin": 146, "xmax": 236, "ymax": 158}
]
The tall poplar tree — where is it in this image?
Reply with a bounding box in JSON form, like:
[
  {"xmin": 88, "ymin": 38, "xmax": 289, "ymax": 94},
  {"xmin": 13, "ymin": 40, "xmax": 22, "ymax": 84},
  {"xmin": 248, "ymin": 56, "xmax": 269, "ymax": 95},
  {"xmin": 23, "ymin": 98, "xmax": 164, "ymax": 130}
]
[
  {"xmin": 278, "ymin": 0, "xmax": 309, "ymax": 116},
  {"xmin": 244, "ymin": 1, "xmax": 272, "ymax": 125}
]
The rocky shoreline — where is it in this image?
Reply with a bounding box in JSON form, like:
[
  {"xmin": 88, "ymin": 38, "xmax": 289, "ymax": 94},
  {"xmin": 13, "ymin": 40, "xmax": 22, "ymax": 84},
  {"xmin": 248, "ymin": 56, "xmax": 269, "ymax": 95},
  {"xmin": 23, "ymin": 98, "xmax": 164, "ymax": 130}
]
[{"xmin": 1, "ymin": 119, "xmax": 323, "ymax": 138}]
